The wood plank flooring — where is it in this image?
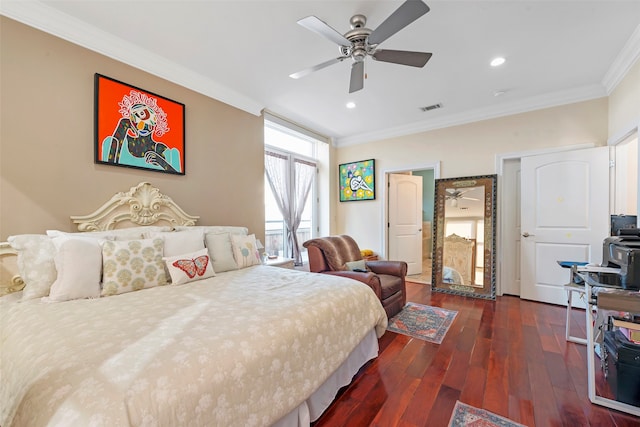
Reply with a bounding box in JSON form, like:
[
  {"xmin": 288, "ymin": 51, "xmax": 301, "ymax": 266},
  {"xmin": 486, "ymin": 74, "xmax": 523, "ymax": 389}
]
[{"xmin": 313, "ymin": 281, "xmax": 640, "ymax": 427}]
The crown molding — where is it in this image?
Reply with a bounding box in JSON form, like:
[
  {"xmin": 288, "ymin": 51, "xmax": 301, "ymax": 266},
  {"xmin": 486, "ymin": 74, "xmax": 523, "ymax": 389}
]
[
  {"xmin": 2, "ymin": 1, "xmax": 636, "ymax": 144},
  {"xmin": 0, "ymin": 1, "xmax": 264, "ymax": 117},
  {"xmin": 336, "ymin": 84, "xmax": 607, "ymax": 147},
  {"xmin": 602, "ymin": 23, "xmax": 640, "ymax": 94}
]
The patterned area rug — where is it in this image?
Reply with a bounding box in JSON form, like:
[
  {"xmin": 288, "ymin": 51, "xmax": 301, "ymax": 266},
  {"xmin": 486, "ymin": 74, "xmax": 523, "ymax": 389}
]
[
  {"xmin": 387, "ymin": 302, "xmax": 457, "ymax": 344},
  {"xmin": 448, "ymin": 401, "xmax": 527, "ymax": 427}
]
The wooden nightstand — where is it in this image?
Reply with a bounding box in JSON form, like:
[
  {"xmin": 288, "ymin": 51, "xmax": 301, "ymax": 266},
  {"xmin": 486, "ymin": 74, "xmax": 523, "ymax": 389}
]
[{"xmin": 264, "ymin": 256, "xmax": 295, "ymax": 269}]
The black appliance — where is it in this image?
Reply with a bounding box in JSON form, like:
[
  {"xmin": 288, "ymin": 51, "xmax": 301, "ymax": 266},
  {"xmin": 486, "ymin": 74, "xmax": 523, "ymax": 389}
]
[
  {"xmin": 603, "ymin": 329, "xmax": 640, "ymax": 407},
  {"xmin": 600, "ymin": 235, "xmax": 640, "ymax": 290}
]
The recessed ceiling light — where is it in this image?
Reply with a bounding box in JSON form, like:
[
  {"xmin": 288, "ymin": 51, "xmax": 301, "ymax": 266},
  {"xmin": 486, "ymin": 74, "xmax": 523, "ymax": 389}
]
[
  {"xmin": 346, "ymin": 101, "xmax": 356, "ymax": 109},
  {"xmin": 490, "ymin": 57, "xmax": 506, "ymax": 67}
]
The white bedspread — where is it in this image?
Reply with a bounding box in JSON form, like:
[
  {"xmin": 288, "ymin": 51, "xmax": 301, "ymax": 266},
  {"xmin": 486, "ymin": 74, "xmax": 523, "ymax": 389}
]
[{"xmin": 0, "ymin": 266, "xmax": 387, "ymax": 427}]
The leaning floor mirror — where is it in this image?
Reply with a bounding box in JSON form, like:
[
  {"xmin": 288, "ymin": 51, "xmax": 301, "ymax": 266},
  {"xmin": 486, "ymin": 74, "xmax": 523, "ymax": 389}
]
[{"xmin": 432, "ymin": 175, "xmax": 497, "ymax": 299}]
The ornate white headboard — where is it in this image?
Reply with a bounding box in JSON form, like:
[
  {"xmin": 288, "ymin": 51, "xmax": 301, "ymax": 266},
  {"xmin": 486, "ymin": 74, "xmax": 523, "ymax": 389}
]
[
  {"xmin": 71, "ymin": 182, "xmax": 199, "ymax": 231},
  {"xmin": 443, "ymin": 233, "xmax": 477, "ymax": 286},
  {"xmin": 0, "ymin": 182, "xmax": 199, "ymax": 296}
]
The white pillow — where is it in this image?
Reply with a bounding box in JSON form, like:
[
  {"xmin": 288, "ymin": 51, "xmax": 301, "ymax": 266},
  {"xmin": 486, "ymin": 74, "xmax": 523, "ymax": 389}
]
[
  {"xmin": 44, "ymin": 237, "xmax": 103, "ymax": 302},
  {"xmin": 204, "ymin": 232, "xmax": 239, "ymax": 273},
  {"xmin": 174, "ymin": 225, "xmax": 248, "ymax": 236},
  {"xmin": 149, "ymin": 230, "xmax": 205, "ymax": 257},
  {"xmin": 47, "ymin": 226, "xmax": 173, "ymax": 241},
  {"xmin": 163, "ymin": 248, "xmax": 215, "ymax": 285},
  {"xmin": 7, "ymin": 234, "xmax": 57, "ymax": 300},
  {"xmin": 101, "ymin": 238, "xmax": 167, "ymax": 296},
  {"xmin": 230, "ymin": 234, "xmax": 262, "ymax": 268}
]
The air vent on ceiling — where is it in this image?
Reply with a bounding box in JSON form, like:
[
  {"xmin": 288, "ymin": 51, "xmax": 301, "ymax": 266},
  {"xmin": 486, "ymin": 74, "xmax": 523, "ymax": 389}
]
[{"xmin": 420, "ymin": 103, "xmax": 442, "ymax": 112}]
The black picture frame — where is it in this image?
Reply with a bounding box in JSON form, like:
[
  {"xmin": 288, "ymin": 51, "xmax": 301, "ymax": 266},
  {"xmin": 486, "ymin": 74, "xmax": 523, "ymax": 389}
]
[
  {"xmin": 339, "ymin": 159, "xmax": 375, "ymax": 202},
  {"xmin": 94, "ymin": 73, "xmax": 186, "ymax": 175}
]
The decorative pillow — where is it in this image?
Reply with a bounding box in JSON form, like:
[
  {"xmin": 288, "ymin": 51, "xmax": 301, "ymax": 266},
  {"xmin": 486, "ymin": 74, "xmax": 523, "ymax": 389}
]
[
  {"xmin": 148, "ymin": 230, "xmax": 205, "ymax": 257},
  {"xmin": 230, "ymin": 234, "xmax": 262, "ymax": 268},
  {"xmin": 345, "ymin": 260, "xmax": 368, "ymax": 272},
  {"xmin": 47, "ymin": 226, "xmax": 173, "ymax": 241},
  {"xmin": 7, "ymin": 234, "xmax": 57, "ymax": 300},
  {"xmin": 101, "ymin": 238, "xmax": 167, "ymax": 296},
  {"xmin": 174, "ymin": 225, "xmax": 248, "ymax": 236},
  {"xmin": 163, "ymin": 248, "xmax": 215, "ymax": 285},
  {"xmin": 204, "ymin": 232, "xmax": 240, "ymax": 273},
  {"xmin": 44, "ymin": 237, "xmax": 103, "ymax": 302}
]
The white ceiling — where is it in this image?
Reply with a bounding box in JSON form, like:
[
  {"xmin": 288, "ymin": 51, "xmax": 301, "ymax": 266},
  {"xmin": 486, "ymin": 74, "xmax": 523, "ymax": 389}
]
[{"xmin": 3, "ymin": 1, "xmax": 640, "ymax": 146}]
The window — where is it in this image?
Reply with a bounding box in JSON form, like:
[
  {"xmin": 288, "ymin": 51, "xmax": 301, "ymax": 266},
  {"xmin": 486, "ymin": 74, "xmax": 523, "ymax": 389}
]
[{"xmin": 264, "ymin": 118, "xmax": 319, "ymax": 265}]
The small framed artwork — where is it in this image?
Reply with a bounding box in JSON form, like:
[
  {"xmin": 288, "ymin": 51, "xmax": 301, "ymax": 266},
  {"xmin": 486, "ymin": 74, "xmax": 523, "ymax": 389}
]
[
  {"xmin": 339, "ymin": 159, "xmax": 375, "ymax": 201},
  {"xmin": 94, "ymin": 73, "xmax": 185, "ymax": 175}
]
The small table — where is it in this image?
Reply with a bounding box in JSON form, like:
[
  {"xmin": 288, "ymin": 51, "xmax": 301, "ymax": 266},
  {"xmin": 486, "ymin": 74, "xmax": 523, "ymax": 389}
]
[
  {"xmin": 558, "ymin": 261, "xmax": 589, "ymax": 345},
  {"xmin": 264, "ymin": 256, "xmax": 295, "ymax": 269},
  {"xmin": 579, "ymin": 270, "xmax": 640, "ymax": 416}
]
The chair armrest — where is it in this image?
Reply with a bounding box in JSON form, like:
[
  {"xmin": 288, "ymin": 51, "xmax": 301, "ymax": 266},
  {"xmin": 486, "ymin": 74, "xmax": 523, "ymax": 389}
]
[
  {"xmin": 322, "ymin": 271, "xmax": 382, "ymax": 300},
  {"xmin": 365, "ymin": 260, "xmax": 408, "ymax": 277}
]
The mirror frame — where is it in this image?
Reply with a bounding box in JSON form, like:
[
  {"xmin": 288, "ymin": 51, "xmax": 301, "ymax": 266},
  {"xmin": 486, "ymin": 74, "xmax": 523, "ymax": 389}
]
[{"xmin": 431, "ymin": 174, "xmax": 497, "ymax": 300}]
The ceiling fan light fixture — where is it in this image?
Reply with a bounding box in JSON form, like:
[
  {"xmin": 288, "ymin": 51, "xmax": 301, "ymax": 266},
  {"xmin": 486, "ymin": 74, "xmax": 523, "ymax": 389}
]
[{"xmin": 346, "ymin": 101, "xmax": 356, "ymax": 109}]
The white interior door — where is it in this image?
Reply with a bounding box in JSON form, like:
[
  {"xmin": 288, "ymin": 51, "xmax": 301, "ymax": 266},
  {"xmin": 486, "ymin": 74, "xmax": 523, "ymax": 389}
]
[
  {"xmin": 520, "ymin": 146, "xmax": 609, "ymax": 305},
  {"xmin": 501, "ymin": 159, "xmax": 522, "ymax": 296},
  {"xmin": 388, "ymin": 174, "xmax": 423, "ymax": 275}
]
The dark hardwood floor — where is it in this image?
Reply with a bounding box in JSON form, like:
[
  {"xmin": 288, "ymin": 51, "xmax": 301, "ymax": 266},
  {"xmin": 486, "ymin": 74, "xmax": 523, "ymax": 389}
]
[{"xmin": 313, "ymin": 281, "xmax": 640, "ymax": 427}]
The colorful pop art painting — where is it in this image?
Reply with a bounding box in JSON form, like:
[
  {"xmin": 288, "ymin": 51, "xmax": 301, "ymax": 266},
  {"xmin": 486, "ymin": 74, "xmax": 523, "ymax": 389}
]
[
  {"xmin": 94, "ymin": 74, "xmax": 185, "ymax": 175},
  {"xmin": 339, "ymin": 159, "xmax": 375, "ymax": 202}
]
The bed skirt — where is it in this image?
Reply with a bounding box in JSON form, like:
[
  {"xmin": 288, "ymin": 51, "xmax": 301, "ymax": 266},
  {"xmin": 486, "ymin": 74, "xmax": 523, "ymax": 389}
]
[{"xmin": 272, "ymin": 329, "xmax": 379, "ymax": 426}]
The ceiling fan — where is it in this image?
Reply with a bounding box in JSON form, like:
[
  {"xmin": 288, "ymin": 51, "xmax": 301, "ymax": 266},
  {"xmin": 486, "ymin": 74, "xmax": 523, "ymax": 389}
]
[
  {"xmin": 289, "ymin": 0, "xmax": 433, "ymax": 93},
  {"xmin": 446, "ymin": 189, "xmax": 479, "ymax": 207}
]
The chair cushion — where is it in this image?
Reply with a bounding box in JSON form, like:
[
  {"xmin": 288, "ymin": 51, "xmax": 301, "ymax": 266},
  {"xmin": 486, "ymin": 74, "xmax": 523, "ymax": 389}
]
[{"xmin": 378, "ymin": 273, "xmax": 403, "ymax": 300}]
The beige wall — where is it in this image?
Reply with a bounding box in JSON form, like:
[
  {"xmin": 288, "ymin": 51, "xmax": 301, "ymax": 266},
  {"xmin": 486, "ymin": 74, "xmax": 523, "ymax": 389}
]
[
  {"xmin": 608, "ymin": 58, "xmax": 640, "ymax": 140},
  {"xmin": 334, "ymin": 98, "xmax": 609, "ymax": 252},
  {"xmin": 0, "ymin": 17, "xmax": 265, "ymax": 240}
]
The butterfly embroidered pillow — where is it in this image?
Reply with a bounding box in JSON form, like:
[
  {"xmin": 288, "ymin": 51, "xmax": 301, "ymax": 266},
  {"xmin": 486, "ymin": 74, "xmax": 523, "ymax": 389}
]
[{"xmin": 164, "ymin": 248, "xmax": 215, "ymax": 285}]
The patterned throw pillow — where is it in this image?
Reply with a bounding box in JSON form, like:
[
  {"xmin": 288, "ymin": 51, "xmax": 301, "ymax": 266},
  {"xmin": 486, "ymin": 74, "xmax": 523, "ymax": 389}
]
[
  {"xmin": 101, "ymin": 238, "xmax": 167, "ymax": 296},
  {"xmin": 163, "ymin": 248, "xmax": 215, "ymax": 285},
  {"xmin": 230, "ymin": 234, "xmax": 262, "ymax": 268}
]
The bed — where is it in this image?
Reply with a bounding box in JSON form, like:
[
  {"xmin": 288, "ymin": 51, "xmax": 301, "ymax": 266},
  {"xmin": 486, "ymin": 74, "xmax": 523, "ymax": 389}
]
[
  {"xmin": 442, "ymin": 265, "xmax": 465, "ymax": 285},
  {"xmin": 0, "ymin": 182, "xmax": 388, "ymax": 427}
]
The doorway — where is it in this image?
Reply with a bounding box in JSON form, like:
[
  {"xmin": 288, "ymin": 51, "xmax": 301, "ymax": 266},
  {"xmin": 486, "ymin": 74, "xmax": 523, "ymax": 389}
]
[
  {"xmin": 383, "ymin": 162, "xmax": 440, "ymax": 284},
  {"xmin": 498, "ymin": 144, "xmax": 611, "ymax": 304}
]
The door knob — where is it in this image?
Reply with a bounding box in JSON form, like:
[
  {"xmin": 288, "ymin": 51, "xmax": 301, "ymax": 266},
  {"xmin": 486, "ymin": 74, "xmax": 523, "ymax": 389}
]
[{"xmin": 522, "ymin": 232, "xmax": 535, "ymax": 238}]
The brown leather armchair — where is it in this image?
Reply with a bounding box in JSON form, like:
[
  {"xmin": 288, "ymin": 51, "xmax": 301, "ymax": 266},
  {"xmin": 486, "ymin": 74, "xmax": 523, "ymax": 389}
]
[{"xmin": 303, "ymin": 235, "xmax": 407, "ymax": 318}]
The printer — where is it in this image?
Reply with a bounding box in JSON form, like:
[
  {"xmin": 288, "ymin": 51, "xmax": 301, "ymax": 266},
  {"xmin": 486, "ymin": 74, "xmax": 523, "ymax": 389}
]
[{"xmin": 601, "ymin": 233, "xmax": 640, "ymax": 290}]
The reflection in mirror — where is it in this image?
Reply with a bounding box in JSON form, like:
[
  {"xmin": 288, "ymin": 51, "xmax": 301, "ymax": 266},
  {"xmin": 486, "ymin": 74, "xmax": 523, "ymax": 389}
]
[{"xmin": 432, "ymin": 175, "xmax": 496, "ymax": 299}]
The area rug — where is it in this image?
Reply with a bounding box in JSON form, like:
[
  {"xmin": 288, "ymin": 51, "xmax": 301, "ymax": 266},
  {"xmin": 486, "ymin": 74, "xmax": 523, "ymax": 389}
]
[
  {"xmin": 386, "ymin": 302, "xmax": 457, "ymax": 344},
  {"xmin": 448, "ymin": 401, "xmax": 527, "ymax": 427}
]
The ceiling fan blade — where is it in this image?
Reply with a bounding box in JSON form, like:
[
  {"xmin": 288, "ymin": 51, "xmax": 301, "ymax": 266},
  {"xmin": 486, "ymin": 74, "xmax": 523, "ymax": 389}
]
[
  {"xmin": 372, "ymin": 49, "xmax": 432, "ymax": 67},
  {"xmin": 297, "ymin": 16, "xmax": 351, "ymax": 46},
  {"xmin": 289, "ymin": 57, "xmax": 347, "ymax": 79},
  {"xmin": 349, "ymin": 61, "xmax": 364, "ymax": 93},
  {"xmin": 368, "ymin": 0, "xmax": 430, "ymax": 46}
]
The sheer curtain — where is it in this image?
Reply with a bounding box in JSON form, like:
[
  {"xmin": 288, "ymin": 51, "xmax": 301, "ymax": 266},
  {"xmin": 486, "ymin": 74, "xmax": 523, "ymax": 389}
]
[{"xmin": 265, "ymin": 151, "xmax": 315, "ymax": 265}]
